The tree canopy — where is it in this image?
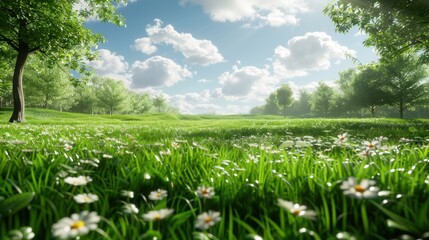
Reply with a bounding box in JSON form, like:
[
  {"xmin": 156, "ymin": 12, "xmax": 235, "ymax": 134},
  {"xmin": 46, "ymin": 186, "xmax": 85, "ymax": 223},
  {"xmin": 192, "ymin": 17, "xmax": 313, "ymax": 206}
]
[
  {"xmin": 0, "ymin": 0, "xmax": 125, "ymax": 122},
  {"xmin": 324, "ymin": 0, "xmax": 429, "ymax": 60}
]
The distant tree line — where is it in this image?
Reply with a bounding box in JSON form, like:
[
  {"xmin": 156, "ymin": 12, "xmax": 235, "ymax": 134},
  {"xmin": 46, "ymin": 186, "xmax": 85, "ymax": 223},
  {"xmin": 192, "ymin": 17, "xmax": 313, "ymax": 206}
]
[
  {"xmin": 251, "ymin": 54, "xmax": 429, "ymax": 118},
  {"xmin": 0, "ymin": 57, "xmax": 176, "ymax": 115}
]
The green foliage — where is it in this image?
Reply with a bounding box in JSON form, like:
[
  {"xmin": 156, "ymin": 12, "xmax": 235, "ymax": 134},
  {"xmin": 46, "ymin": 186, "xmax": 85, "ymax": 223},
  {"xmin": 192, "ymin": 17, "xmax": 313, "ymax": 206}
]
[
  {"xmin": 24, "ymin": 58, "xmax": 75, "ymax": 110},
  {"xmin": 349, "ymin": 63, "xmax": 388, "ymax": 117},
  {"xmin": 0, "ymin": 0, "xmax": 126, "ymax": 122},
  {"xmin": 381, "ymin": 54, "xmax": 429, "ymax": 118},
  {"xmin": 0, "ymin": 116, "xmax": 428, "ymax": 239},
  {"xmin": 276, "ymin": 84, "xmax": 293, "ymax": 116},
  {"xmin": 311, "ymin": 82, "xmax": 335, "ymax": 117},
  {"xmin": 95, "ymin": 78, "xmax": 129, "ymax": 114},
  {"xmin": 324, "ymin": 0, "xmax": 429, "ymax": 61},
  {"xmin": 153, "ymin": 94, "xmax": 166, "ymax": 113},
  {"xmin": 0, "ymin": 192, "xmax": 34, "ymax": 217}
]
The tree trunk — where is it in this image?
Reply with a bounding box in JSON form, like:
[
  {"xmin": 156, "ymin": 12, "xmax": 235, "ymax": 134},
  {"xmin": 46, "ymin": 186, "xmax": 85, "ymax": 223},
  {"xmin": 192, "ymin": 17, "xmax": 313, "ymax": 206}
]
[
  {"xmin": 370, "ymin": 106, "xmax": 375, "ymax": 118},
  {"xmin": 399, "ymin": 101, "xmax": 404, "ymax": 119},
  {"xmin": 9, "ymin": 44, "xmax": 29, "ymax": 123}
]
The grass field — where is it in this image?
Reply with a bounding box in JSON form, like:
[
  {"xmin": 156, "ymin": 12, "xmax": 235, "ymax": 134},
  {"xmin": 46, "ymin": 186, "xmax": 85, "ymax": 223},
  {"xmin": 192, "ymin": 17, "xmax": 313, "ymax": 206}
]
[{"xmin": 0, "ymin": 109, "xmax": 428, "ymax": 239}]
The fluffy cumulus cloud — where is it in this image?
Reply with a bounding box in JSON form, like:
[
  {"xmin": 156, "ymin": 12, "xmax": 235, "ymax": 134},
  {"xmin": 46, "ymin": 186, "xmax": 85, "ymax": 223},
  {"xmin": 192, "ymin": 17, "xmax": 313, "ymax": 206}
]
[
  {"xmin": 133, "ymin": 19, "xmax": 224, "ymax": 66},
  {"xmin": 131, "ymin": 56, "xmax": 192, "ymax": 88},
  {"xmin": 179, "ymin": 0, "xmax": 308, "ymax": 27},
  {"xmin": 219, "ymin": 65, "xmax": 275, "ymax": 97},
  {"xmin": 273, "ymin": 32, "xmax": 355, "ymax": 78},
  {"xmin": 133, "ymin": 37, "xmax": 157, "ymax": 55},
  {"xmin": 86, "ymin": 49, "xmax": 130, "ymax": 81},
  {"xmin": 170, "ymin": 93, "xmax": 251, "ymax": 114}
]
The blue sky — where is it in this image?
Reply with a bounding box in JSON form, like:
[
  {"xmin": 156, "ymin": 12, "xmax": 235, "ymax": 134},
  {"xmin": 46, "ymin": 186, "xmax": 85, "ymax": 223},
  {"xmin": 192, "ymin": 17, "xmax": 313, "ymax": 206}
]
[{"xmin": 85, "ymin": 0, "xmax": 378, "ymax": 114}]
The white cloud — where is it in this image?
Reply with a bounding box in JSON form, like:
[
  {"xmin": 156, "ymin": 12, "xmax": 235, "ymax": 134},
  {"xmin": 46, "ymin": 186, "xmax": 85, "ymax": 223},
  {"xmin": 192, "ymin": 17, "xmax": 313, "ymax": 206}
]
[
  {"xmin": 170, "ymin": 93, "xmax": 220, "ymax": 114},
  {"xmin": 218, "ymin": 66, "xmax": 258, "ymax": 96},
  {"xmin": 133, "ymin": 19, "xmax": 224, "ymax": 66},
  {"xmin": 87, "ymin": 49, "xmax": 128, "ymax": 75},
  {"xmin": 218, "ymin": 65, "xmax": 274, "ymax": 97},
  {"xmin": 197, "ymin": 78, "xmax": 212, "ymax": 83},
  {"xmin": 131, "ymin": 56, "xmax": 192, "ymax": 88},
  {"xmin": 86, "ymin": 49, "xmax": 130, "ymax": 83},
  {"xmin": 133, "ymin": 37, "xmax": 157, "ymax": 54},
  {"xmin": 179, "ymin": 0, "xmax": 308, "ymax": 27},
  {"xmin": 273, "ymin": 32, "xmax": 355, "ymax": 78}
]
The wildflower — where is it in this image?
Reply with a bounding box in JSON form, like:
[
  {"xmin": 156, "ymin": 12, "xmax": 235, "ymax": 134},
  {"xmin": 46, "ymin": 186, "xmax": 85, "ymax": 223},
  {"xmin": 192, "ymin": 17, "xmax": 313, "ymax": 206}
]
[
  {"xmin": 279, "ymin": 140, "xmax": 294, "ymax": 148},
  {"xmin": 79, "ymin": 159, "xmax": 100, "ymax": 167},
  {"xmin": 64, "ymin": 176, "xmax": 92, "ymax": 186},
  {"xmin": 73, "ymin": 193, "xmax": 99, "ymax": 204},
  {"xmin": 52, "ymin": 211, "xmax": 100, "ymax": 239},
  {"xmin": 196, "ymin": 186, "xmax": 215, "ymax": 199},
  {"xmin": 295, "ymin": 140, "xmax": 310, "ymax": 148},
  {"xmin": 340, "ymin": 177, "xmax": 379, "ymax": 199},
  {"xmin": 148, "ymin": 189, "xmax": 167, "ymax": 201},
  {"xmin": 336, "ymin": 231, "xmax": 356, "ymax": 240},
  {"xmin": 8, "ymin": 226, "xmax": 35, "ymax": 239},
  {"xmin": 277, "ymin": 199, "xmax": 317, "ymax": 220},
  {"xmin": 195, "ymin": 211, "xmax": 221, "ymax": 230},
  {"xmin": 336, "ymin": 133, "xmax": 348, "ymax": 145},
  {"xmin": 64, "ymin": 144, "xmax": 73, "ymax": 151},
  {"xmin": 171, "ymin": 141, "xmax": 180, "ymax": 149},
  {"xmin": 142, "ymin": 209, "xmax": 174, "ymax": 221},
  {"xmin": 362, "ymin": 140, "xmax": 379, "ymax": 150},
  {"xmin": 121, "ymin": 190, "xmax": 134, "ymax": 198},
  {"xmin": 159, "ymin": 149, "xmax": 171, "ymax": 156},
  {"xmin": 122, "ymin": 203, "xmax": 139, "ymax": 214},
  {"xmin": 102, "ymin": 154, "xmax": 112, "ymax": 159}
]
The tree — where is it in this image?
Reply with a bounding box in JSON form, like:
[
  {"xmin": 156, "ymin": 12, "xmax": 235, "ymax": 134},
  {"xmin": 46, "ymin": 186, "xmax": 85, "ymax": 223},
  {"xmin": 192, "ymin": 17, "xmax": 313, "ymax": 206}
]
[
  {"xmin": 324, "ymin": 0, "xmax": 429, "ymax": 61},
  {"xmin": 95, "ymin": 78, "xmax": 129, "ymax": 115},
  {"xmin": 350, "ymin": 64, "xmax": 389, "ymax": 117},
  {"xmin": 381, "ymin": 54, "xmax": 429, "ymax": 118},
  {"xmin": 0, "ymin": 44, "xmax": 14, "ymax": 108},
  {"xmin": 311, "ymin": 82, "xmax": 335, "ymax": 117},
  {"xmin": 129, "ymin": 92, "xmax": 152, "ymax": 114},
  {"xmin": 24, "ymin": 59, "xmax": 73, "ymax": 109},
  {"xmin": 263, "ymin": 92, "xmax": 280, "ymax": 115},
  {"xmin": 153, "ymin": 95, "xmax": 166, "ymax": 113},
  {"xmin": 276, "ymin": 84, "xmax": 293, "ymax": 117},
  {"xmin": 0, "ymin": 0, "xmax": 125, "ymax": 122},
  {"xmin": 289, "ymin": 90, "xmax": 312, "ymax": 117},
  {"xmin": 71, "ymin": 81, "xmax": 97, "ymax": 114}
]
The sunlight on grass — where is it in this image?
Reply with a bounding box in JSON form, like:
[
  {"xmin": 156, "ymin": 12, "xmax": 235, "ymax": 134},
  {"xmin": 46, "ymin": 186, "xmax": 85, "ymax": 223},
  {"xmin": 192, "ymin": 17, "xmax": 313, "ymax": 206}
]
[{"xmin": 0, "ymin": 113, "xmax": 428, "ymax": 239}]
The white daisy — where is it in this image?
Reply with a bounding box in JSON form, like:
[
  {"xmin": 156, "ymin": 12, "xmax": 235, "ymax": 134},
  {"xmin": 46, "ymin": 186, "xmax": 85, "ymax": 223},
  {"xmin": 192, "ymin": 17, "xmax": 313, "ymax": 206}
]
[
  {"xmin": 121, "ymin": 190, "xmax": 134, "ymax": 198},
  {"xmin": 196, "ymin": 186, "xmax": 215, "ymax": 199},
  {"xmin": 7, "ymin": 226, "xmax": 35, "ymax": 239},
  {"xmin": 142, "ymin": 209, "xmax": 174, "ymax": 221},
  {"xmin": 336, "ymin": 133, "xmax": 348, "ymax": 145},
  {"xmin": 277, "ymin": 199, "xmax": 317, "ymax": 220},
  {"xmin": 195, "ymin": 210, "xmax": 221, "ymax": 230},
  {"xmin": 52, "ymin": 211, "xmax": 100, "ymax": 239},
  {"xmin": 122, "ymin": 203, "xmax": 139, "ymax": 214},
  {"xmin": 340, "ymin": 177, "xmax": 379, "ymax": 199},
  {"xmin": 64, "ymin": 176, "xmax": 93, "ymax": 186},
  {"xmin": 148, "ymin": 189, "xmax": 167, "ymax": 201},
  {"xmin": 73, "ymin": 193, "xmax": 99, "ymax": 204},
  {"xmin": 362, "ymin": 140, "xmax": 379, "ymax": 150}
]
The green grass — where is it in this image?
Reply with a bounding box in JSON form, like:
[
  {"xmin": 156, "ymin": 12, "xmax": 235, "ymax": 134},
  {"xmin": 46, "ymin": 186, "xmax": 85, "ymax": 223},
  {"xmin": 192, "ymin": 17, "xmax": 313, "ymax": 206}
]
[{"xmin": 0, "ymin": 109, "xmax": 428, "ymax": 239}]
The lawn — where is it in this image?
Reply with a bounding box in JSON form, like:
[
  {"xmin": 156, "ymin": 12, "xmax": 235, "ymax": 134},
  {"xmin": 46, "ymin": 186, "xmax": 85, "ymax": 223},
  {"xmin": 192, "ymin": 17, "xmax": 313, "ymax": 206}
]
[{"xmin": 0, "ymin": 109, "xmax": 428, "ymax": 239}]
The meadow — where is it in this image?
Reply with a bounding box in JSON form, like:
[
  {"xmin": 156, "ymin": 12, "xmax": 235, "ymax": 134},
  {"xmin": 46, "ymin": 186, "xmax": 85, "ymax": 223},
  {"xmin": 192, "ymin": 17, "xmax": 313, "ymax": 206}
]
[{"xmin": 0, "ymin": 109, "xmax": 428, "ymax": 240}]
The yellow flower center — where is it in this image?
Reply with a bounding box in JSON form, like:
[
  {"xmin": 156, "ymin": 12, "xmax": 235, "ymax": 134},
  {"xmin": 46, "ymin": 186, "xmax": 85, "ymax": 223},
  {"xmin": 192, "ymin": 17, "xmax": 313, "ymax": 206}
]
[
  {"xmin": 154, "ymin": 214, "xmax": 163, "ymax": 220},
  {"xmin": 292, "ymin": 210, "xmax": 301, "ymax": 216},
  {"xmin": 354, "ymin": 184, "xmax": 366, "ymax": 193},
  {"xmin": 71, "ymin": 220, "xmax": 85, "ymax": 230},
  {"xmin": 204, "ymin": 216, "xmax": 213, "ymax": 224}
]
